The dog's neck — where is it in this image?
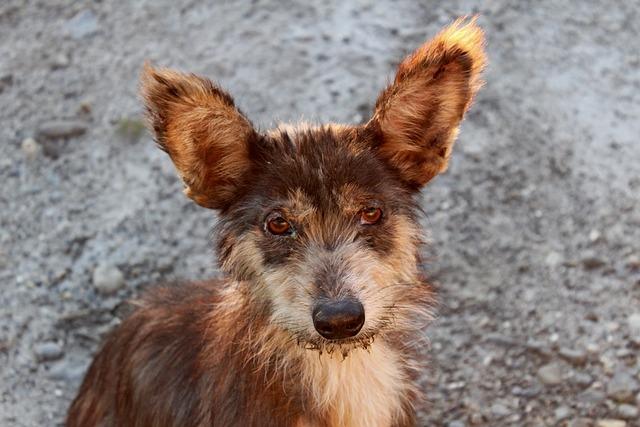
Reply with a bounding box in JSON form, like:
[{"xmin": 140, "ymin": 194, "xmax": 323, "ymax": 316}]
[{"xmin": 300, "ymin": 341, "xmax": 411, "ymax": 427}]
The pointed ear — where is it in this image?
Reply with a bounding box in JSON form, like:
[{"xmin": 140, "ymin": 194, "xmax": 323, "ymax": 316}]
[
  {"xmin": 367, "ymin": 17, "xmax": 486, "ymax": 188},
  {"xmin": 140, "ymin": 63, "xmax": 257, "ymax": 209}
]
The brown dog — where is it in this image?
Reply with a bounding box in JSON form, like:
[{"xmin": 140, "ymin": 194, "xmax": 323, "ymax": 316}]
[{"xmin": 67, "ymin": 18, "xmax": 485, "ymax": 427}]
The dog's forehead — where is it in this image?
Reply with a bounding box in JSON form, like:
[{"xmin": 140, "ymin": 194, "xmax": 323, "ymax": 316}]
[{"xmin": 257, "ymin": 124, "xmax": 393, "ymax": 212}]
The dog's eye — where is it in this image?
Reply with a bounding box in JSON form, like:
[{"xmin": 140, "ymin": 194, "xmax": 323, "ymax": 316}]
[
  {"xmin": 360, "ymin": 207, "xmax": 382, "ymax": 225},
  {"xmin": 266, "ymin": 216, "xmax": 292, "ymax": 235}
]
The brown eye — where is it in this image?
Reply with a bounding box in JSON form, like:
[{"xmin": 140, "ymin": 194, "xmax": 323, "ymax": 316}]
[
  {"xmin": 266, "ymin": 216, "xmax": 291, "ymax": 235},
  {"xmin": 360, "ymin": 207, "xmax": 382, "ymax": 225}
]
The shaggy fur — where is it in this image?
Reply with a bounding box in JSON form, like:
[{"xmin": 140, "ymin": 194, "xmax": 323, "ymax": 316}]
[{"xmin": 67, "ymin": 18, "xmax": 485, "ymax": 427}]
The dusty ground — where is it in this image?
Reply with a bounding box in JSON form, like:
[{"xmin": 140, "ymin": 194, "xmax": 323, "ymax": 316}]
[{"xmin": 1, "ymin": 1, "xmax": 639, "ymax": 426}]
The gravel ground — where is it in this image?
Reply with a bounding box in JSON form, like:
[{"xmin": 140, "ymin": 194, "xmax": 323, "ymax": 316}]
[{"xmin": 1, "ymin": 1, "xmax": 639, "ymax": 426}]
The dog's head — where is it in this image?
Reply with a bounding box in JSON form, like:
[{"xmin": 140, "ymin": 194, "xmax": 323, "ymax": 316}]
[{"xmin": 141, "ymin": 19, "xmax": 485, "ymax": 353}]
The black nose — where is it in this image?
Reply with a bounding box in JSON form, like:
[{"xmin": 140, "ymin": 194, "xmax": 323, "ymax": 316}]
[{"xmin": 312, "ymin": 299, "xmax": 365, "ymax": 340}]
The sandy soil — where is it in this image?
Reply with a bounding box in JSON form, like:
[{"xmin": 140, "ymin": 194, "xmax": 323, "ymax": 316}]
[{"xmin": 1, "ymin": 1, "xmax": 639, "ymax": 426}]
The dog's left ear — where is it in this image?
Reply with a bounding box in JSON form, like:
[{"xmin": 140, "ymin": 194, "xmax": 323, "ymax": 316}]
[{"xmin": 367, "ymin": 18, "xmax": 486, "ymax": 188}]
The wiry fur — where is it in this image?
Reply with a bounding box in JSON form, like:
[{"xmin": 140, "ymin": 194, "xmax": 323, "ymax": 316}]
[{"xmin": 67, "ymin": 18, "xmax": 485, "ymax": 427}]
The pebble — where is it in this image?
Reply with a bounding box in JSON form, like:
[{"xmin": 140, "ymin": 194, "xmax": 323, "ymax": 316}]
[
  {"xmin": 490, "ymin": 402, "xmax": 510, "ymax": 418},
  {"xmin": 92, "ymin": 263, "xmax": 125, "ymax": 295},
  {"xmin": 554, "ymin": 405, "xmax": 572, "ymax": 422},
  {"xmin": 48, "ymin": 359, "xmax": 88, "ymax": 383},
  {"xmin": 582, "ymin": 255, "xmax": 606, "ymax": 270},
  {"xmin": 596, "ymin": 420, "xmax": 626, "ymax": 427},
  {"xmin": 65, "ymin": 9, "xmax": 99, "ymax": 39},
  {"xmin": 577, "ymin": 389, "xmax": 606, "ymax": 406},
  {"xmin": 21, "ymin": 137, "xmax": 42, "ymax": 160},
  {"xmin": 615, "ymin": 404, "xmax": 638, "ymax": 420},
  {"xmin": 607, "ymin": 370, "xmax": 639, "ymax": 403},
  {"xmin": 33, "ymin": 342, "xmax": 63, "ymax": 362},
  {"xmin": 50, "ymin": 53, "xmax": 70, "ymax": 69},
  {"xmin": 537, "ymin": 362, "xmax": 564, "ymax": 386},
  {"xmin": 567, "ymin": 419, "xmax": 593, "ymax": 427},
  {"xmin": 37, "ymin": 120, "xmax": 87, "ymax": 140},
  {"xmin": 447, "ymin": 421, "xmax": 466, "ymax": 427},
  {"xmin": 628, "ymin": 313, "xmax": 640, "ymax": 332},
  {"xmin": 559, "ymin": 347, "xmax": 587, "ymax": 366},
  {"xmin": 571, "ymin": 372, "xmax": 594, "ymax": 388}
]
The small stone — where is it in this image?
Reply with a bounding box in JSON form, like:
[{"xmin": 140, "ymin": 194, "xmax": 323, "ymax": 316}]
[
  {"xmin": 582, "ymin": 255, "xmax": 606, "ymax": 270},
  {"xmin": 607, "ymin": 370, "xmax": 639, "ymax": 403},
  {"xmin": 50, "ymin": 53, "xmax": 70, "ymax": 69},
  {"xmin": 33, "ymin": 342, "xmax": 63, "ymax": 362},
  {"xmin": 625, "ymin": 255, "xmax": 640, "ymax": 271},
  {"xmin": 545, "ymin": 251, "xmax": 563, "ymax": 267},
  {"xmin": 66, "ymin": 9, "xmax": 99, "ymax": 39},
  {"xmin": 468, "ymin": 412, "xmax": 484, "ymax": 425},
  {"xmin": 37, "ymin": 120, "xmax": 87, "ymax": 140},
  {"xmin": 572, "ymin": 372, "xmax": 594, "ymax": 388},
  {"xmin": 596, "ymin": 420, "xmax": 626, "ymax": 427},
  {"xmin": 559, "ymin": 347, "xmax": 587, "ymax": 366},
  {"xmin": 616, "ymin": 404, "xmax": 638, "ymax": 420},
  {"xmin": 555, "ymin": 405, "xmax": 572, "ymax": 422},
  {"xmin": 568, "ymin": 418, "xmax": 593, "ymax": 427},
  {"xmin": 447, "ymin": 421, "xmax": 466, "ymax": 427},
  {"xmin": 92, "ymin": 263, "xmax": 125, "ymax": 295},
  {"xmin": 537, "ymin": 362, "xmax": 564, "ymax": 386},
  {"xmin": 577, "ymin": 389, "xmax": 606, "ymax": 406},
  {"xmin": 0, "ymin": 73, "xmax": 13, "ymax": 93},
  {"xmin": 490, "ymin": 402, "xmax": 510, "ymax": 418},
  {"xmin": 511, "ymin": 385, "xmax": 541, "ymax": 397},
  {"xmin": 589, "ymin": 229, "xmax": 601, "ymax": 242},
  {"xmin": 48, "ymin": 359, "xmax": 89, "ymax": 383},
  {"xmin": 21, "ymin": 137, "xmax": 42, "ymax": 160},
  {"xmin": 628, "ymin": 313, "xmax": 640, "ymax": 332}
]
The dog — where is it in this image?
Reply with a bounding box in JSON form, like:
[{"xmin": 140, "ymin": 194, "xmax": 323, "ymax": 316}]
[{"xmin": 67, "ymin": 18, "xmax": 485, "ymax": 427}]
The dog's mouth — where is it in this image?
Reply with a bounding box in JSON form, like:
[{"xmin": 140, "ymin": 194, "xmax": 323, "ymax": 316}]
[{"xmin": 295, "ymin": 330, "xmax": 378, "ymax": 358}]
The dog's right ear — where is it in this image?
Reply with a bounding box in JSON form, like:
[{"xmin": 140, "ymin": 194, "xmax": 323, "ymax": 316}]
[{"xmin": 140, "ymin": 64, "xmax": 257, "ymax": 209}]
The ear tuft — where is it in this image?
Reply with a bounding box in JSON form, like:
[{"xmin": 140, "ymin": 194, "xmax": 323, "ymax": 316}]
[
  {"xmin": 370, "ymin": 17, "xmax": 486, "ymax": 188},
  {"xmin": 140, "ymin": 63, "xmax": 256, "ymax": 209}
]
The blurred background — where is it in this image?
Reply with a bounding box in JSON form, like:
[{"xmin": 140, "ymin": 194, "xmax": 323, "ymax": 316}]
[{"xmin": 1, "ymin": 1, "xmax": 639, "ymax": 426}]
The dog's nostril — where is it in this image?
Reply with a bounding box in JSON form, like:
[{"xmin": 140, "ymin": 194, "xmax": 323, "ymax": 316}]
[{"xmin": 312, "ymin": 299, "xmax": 365, "ymax": 340}]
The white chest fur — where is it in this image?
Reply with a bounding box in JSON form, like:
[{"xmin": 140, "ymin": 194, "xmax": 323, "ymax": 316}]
[{"xmin": 301, "ymin": 342, "xmax": 407, "ymax": 427}]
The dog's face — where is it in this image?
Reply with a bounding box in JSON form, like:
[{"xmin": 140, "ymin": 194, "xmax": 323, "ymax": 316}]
[{"xmin": 141, "ymin": 19, "xmax": 485, "ymax": 353}]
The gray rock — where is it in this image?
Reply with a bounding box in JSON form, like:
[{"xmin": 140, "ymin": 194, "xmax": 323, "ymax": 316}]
[
  {"xmin": 628, "ymin": 313, "xmax": 640, "ymax": 332},
  {"xmin": 567, "ymin": 419, "xmax": 593, "ymax": 427},
  {"xmin": 572, "ymin": 372, "xmax": 594, "ymax": 388},
  {"xmin": 537, "ymin": 362, "xmax": 564, "ymax": 386},
  {"xmin": 490, "ymin": 402, "xmax": 510, "ymax": 418},
  {"xmin": 92, "ymin": 263, "xmax": 125, "ymax": 295},
  {"xmin": 607, "ymin": 370, "xmax": 639, "ymax": 403},
  {"xmin": 447, "ymin": 421, "xmax": 466, "ymax": 427},
  {"xmin": 21, "ymin": 137, "xmax": 42, "ymax": 160},
  {"xmin": 50, "ymin": 53, "xmax": 70, "ymax": 70},
  {"xmin": 559, "ymin": 347, "xmax": 588, "ymax": 366},
  {"xmin": 36, "ymin": 120, "xmax": 87, "ymax": 140},
  {"xmin": 555, "ymin": 405, "xmax": 572, "ymax": 422},
  {"xmin": 33, "ymin": 342, "xmax": 63, "ymax": 362},
  {"xmin": 48, "ymin": 359, "xmax": 89, "ymax": 383},
  {"xmin": 65, "ymin": 10, "xmax": 99, "ymax": 39},
  {"xmin": 577, "ymin": 389, "xmax": 606, "ymax": 406},
  {"xmin": 615, "ymin": 404, "xmax": 638, "ymax": 420},
  {"xmin": 595, "ymin": 420, "xmax": 627, "ymax": 427}
]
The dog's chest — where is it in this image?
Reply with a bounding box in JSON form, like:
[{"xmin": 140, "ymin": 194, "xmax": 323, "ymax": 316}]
[{"xmin": 301, "ymin": 342, "xmax": 407, "ymax": 427}]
